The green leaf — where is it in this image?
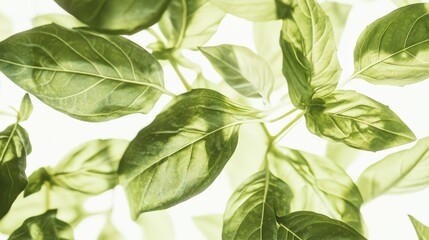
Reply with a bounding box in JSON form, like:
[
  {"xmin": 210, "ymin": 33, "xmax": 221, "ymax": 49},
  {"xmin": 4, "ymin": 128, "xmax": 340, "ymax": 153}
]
[
  {"xmin": 193, "ymin": 214, "xmax": 222, "ymax": 240},
  {"xmin": 24, "ymin": 167, "xmax": 50, "ymax": 197},
  {"xmin": 97, "ymin": 219, "xmax": 124, "ymax": 240},
  {"xmin": 280, "ymin": 0, "xmax": 341, "ymax": 109},
  {"xmin": 223, "ymin": 171, "xmax": 293, "ymax": 240},
  {"xmin": 268, "ymin": 145, "xmax": 365, "ymax": 233},
  {"xmin": 159, "ymin": 0, "xmax": 225, "ymax": 50},
  {"xmin": 200, "ymin": 44, "xmax": 275, "ymax": 102},
  {"xmin": 210, "ymin": 0, "xmax": 291, "ymax": 21},
  {"xmin": 357, "ymin": 137, "xmax": 429, "ymax": 202},
  {"xmin": 32, "ymin": 14, "xmax": 85, "ymax": 28},
  {"xmin": 0, "ymin": 24, "xmax": 168, "ymax": 122},
  {"xmin": 0, "ymin": 13, "xmax": 12, "ymax": 41},
  {"xmin": 409, "ymin": 215, "xmax": 429, "ymax": 240},
  {"xmin": 390, "ymin": 0, "xmax": 421, "ymax": 7},
  {"xmin": 53, "ymin": 0, "xmax": 172, "ymax": 34},
  {"xmin": 137, "ymin": 211, "xmax": 174, "ymax": 240},
  {"xmin": 320, "ymin": 2, "xmax": 352, "ymax": 44},
  {"xmin": 8, "ymin": 209, "xmax": 74, "ymax": 240},
  {"xmin": 0, "ymin": 124, "xmax": 31, "ymax": 219},
  {"xmin": 17, "ymin": 94, "xmax": 33, "ymax": 122},
  {"xmin": 277, "ymin": 211, "xmax": 366, "ymax": 240},
  {"xmin": 305, "ymin": 90, "xmax": 416, "ymax": 151},
  {"xmin": 119, "ymin": 89, "xmax": 256, "ymax": 219},
  {"xmin": 326, "ymin": 141, "xmax": 361, "ymax": 169},
  {"xmin": 354, "ymin": 3, "xmax": 429, "ymax": 86}
]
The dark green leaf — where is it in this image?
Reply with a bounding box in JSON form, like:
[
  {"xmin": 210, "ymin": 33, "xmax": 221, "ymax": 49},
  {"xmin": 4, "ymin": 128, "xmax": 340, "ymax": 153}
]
[
  {"xmin": 24, "ymin": 167, "xmax": 50, "ymax": 197},
  {"xmin": 119, "ymin": 89, "xmax": 256, "ymax": 219},
  {"xmin": 193, "ymin": 214, "xmax": 222, "ymax": 240},
  {"xmin": 32, "ymin": 14, "xmax": 85, "ymax": 28},
  {"xmin": 97, "ymin": 219, "xmax": 124, "ymax": 240},
  {"xmin": 159, "ymin": 0, "xmax": 225, "ymax": 50},
  {"xmin": 0, "ymin": 124, "xmax": 31, "ymax": 219},
  {"xmin": 0, "ymin": 24, "xmax": 168, "ymax": 122},
  {"xmin": 357, "ymin": 137, "xmax": 429, "ymax": 202},
  {"xmin": 17, "ymin": 94, "xmax": 32, "ymax": 122},
  {"xmin": 8, "ymin": 209, "xmax": 74, "ymax": 240},
  {"xmin": 200, "ymin": 45, "xmax": 274, "ymax": 101},
  {"xmin": 320, "ymin": 2, "xmax": 352, "ymax": 44},
  {"xmin": 53, "ymin": 0, "xmax": 172, "ymax": 34},
  {"xmin": 277, "ymin": 211, "xmax": 366, "ymax": 240},
  {"xmin": 280, "ymin": 0, "xmax": 341, "ymax": 109},
  {"xmin": 268, "ymin": 145, "xmax": 365, "ymax": 233},
  {"xmin": 223, "ymin": 171, "xmax": 293, "ymax": 240},
  {"xmin": 305, "ymin": 90, "xmax": 416, "ymax": 151},
  {"xmin": 409, "ymin": 215, "xmax": 429, "ymax": 240},
  {"xmin": 354, "ymin": 3, "xmax": 429, "ymax": 86}
]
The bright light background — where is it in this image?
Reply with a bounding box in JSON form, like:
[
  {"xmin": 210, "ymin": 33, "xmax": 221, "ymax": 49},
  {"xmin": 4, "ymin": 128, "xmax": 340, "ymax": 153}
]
[{"xmin": 1, "ymin": 0, "xmax": 429, "ymax": 239}]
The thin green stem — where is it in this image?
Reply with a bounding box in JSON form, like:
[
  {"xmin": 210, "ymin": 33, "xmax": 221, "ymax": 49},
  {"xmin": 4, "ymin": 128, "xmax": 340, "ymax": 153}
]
[
  {"xmin": 260, "ymin": 123, "xmax": 272, "ymax": 140},
  {"xmin": 338, "ymin": 73, "xmax": 357, "ymax": 89},
  {"xmin": 169, "ymin": 58, "xmax": 192, "ymax": 91},
  {"xmin": 145, "ymin": 28, "xmax": 163, "ymax": 42},
  {"xmin": 273, "ymin": 111, "xmax": 305, "ymax": 143},
  {"xmin": 45, "ymin": 182, "xmax": 51, "ymax": 210},
  {"xmin": 267, "ymin": 107, "xmax": 299, "ymax": 123}
]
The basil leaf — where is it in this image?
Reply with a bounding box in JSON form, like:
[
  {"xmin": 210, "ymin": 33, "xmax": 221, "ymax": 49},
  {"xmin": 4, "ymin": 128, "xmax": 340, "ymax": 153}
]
[
  {"xmin": 280, "ymin": 0, "xmax": 341, "ymax": 109},
  {"xmin": 223, "ymin": 171, "xmax": 293, "ymax": 240},
  {"xmin": 17, "ymin": 94, "xmax": 32, "ymax": 122},
  {"xmin": 357, "ymin": 137, "xmax": 429, "ymax": 202},
  {"xmin": 210, "ymin": 0, "xmax": 291, "ymax": 21},
  {"xmin": 305, "ymin": 90, "xmax": 416, "ymax": 151},
  {"xmin": 8, "ymin": 209, "xmax": 74, "ymax": 240},
  {"xmin": 277, "ymin": 211, "xmax": 366, "ymax": 240},
  {"xmin": 0, "ymin": 13, "xmax": 12, "ymax": 41},
  {"xmin": 390, "ymin": 0, "xmax": 420, "ymax": 7},
  {"xmin": 119, "ymin": 89, "xmax": 256, "ymax": 219},
  {"xmin": 320, "ymin": 2, "xmax": 352, "ymax": 44},
  {"xmin": 0, "ymin": 24, "xmax": 168, "ymax": 122},
  {"xmin": 193, "ymin": 214, "xmax": 222, "ymax": 240},
  {"xmin": 24, "ymin": 167, "xmax": 50, "ymax": 197},
  {"xmin": 0, "ymin": 124, "xmax": 31, "ymax": 219},
  {"xmin": 159, "ymin": 0, "xmax": 225, "ymax": 50},
  {"xmin": 354, "ymin": 3, "xmax": 429, "ymax": 86},
  {"xmin": 326, "ymin": 141, "xmax": 361, "ymax": 169},
  {"xmin": 53, "ymin": 0, "xmax": 171, "ymax": 34},
  {"xmin": 32, "ymin": 14, "xmax": 85, "ymax": 28},
  {"xmin": 268, "ymin": 145, "xmax": 365, "ymax": 233},
  {"xmin": 137, "ymin": 211, "xmax": 174, "ymax": 240},
  {"xmin": 409, "ymin": 215, "xmax": 429, "ymax": 240},
  {"xmin": 200, "ymin": 45, "xmax": 275, "ymax": 102}
]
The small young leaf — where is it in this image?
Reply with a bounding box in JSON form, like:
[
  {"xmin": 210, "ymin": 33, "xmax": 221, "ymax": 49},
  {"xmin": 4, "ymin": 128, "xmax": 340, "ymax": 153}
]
[
  {"xmin": 8, "ymin": 209, "xmax": 74, "ymax": 240},
  {"xmin": 305, "ymin": 90, "xmax": 416, "ymax": 151},
  {"xmin": 354, "ymin": 3, "xmax": 429, "ymax": 86},
  {"xmin": 159, "ymin": 0, "xmax": 225, "ymax": 50},
  {"xmin": 320, "ymin": 2, "xmax": 352, "ymax": 44},
  {"xmin": 280, "ymin": 0, "xmax": 341, "ymax": 109},
  {"xmin": 0, "ymin": 124, "xmax": 31, "ymax": 219},
  {"xmin": 119, "ymin": 89, "xmax": 256, "ymax": 219},
  {"xmin": 193, "ymin": 214, "xmax": 222, "ymax": 240},
  {"xmin": 409, "ymin": 215, "xmax": 429, "ymax": 240},
  {"xmin": 223, "ymin": 171, "xmax": 293, "ymax": 240},
  {"xmin": 0, "ymin": 24, "xmax": 168, "ymax": 122},
  {"xmin": 268, "ymin": 145, "xmax": 365, "ymax": 233},
  {"xmin": 357, "ymin": 137, "xmax": 429, "ymax": 202},
  {"xmin": 53, "ymin": 0, "xmax": 172, "ymax": 34},
  {"xmin": 24, "ymin": 167, "xmax": 50, "ymax": 197},
  {"xmin": 17, "ymin": 94, "xmax": 32, "ymax": 122},
  {"xmin": 277, "ymin": 211, "xmax": 366, "ymax": 240},
  {"xmin": 200, "ymin": 44, "xmax": 275, "ymax": 102},
  {"xmin": 32, "ymin": 14, "xmax": 85, "ymax": 28}
]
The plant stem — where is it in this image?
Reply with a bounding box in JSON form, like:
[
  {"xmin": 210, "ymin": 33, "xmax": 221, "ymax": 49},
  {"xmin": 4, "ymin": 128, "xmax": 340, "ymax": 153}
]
[
  {"xmin": 169, "ymin": 58, "xmax": 192, "ymax": 91},
  {"xmin": 267, "ymin": 107, "xmax": 298, "ymax": 123},
  {"xmin": 45, "ymin": 182, "xmax": 51, "ymax": 210},
  {"xmin": 145, "ymin": 28, "xmax": 164, "ymax": 42},
  {"xmin": 273, "ymin": 111, "xmax": 305, "ymax": 143}
]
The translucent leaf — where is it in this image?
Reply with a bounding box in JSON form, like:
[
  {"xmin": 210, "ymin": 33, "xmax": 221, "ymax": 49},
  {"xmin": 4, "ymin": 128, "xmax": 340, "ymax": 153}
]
[
  {"xmin": 17, "ymin": 94, "xmax": 32, "ymax": 122},
  {"xmin": 32, "ymin": 14, "xmax": 85, "ymax": 28},
  {"xmin": 193, "ymin": 214, "xmax": 222, "ymax": 240},
  {"xmin": 137, "ymin": 211, "xmax": 174, "ymax": 240},
  {"xmin": 409, "ymin": 215, "xmax": 429, "ymax": 240},
  {"xmin": 97, "ymin": 219, "xmax": 124, "ymax": 240},
  {"xmin": 326, "ymin": 141, "xmax": 361, "ymax": 169},
  {"xmin": 320, "ymin": 2, "xmax": 352, "ymax": 44},
  {"xmin": 390, "ymin": 0, "xmax": 421, "ymax": 7}
]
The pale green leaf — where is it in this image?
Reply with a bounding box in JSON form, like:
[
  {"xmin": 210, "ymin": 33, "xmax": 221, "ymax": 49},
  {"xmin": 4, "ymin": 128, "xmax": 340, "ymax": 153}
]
[
  {"xmin": 320, "ymin": 2, "xmax": 352, "ymax": 44},
  {"xmin": 159, "ymin": 0, "xmax": 225, "ymax": 50},
  {"xmin": 17, "ymin": 94, "xmax": 33, "ymax": 122},
  {"xmin": 8, "ymin": 210, "xmax": 74, "ymax": 240},
  {"xmin": 280, "ymin": 0, "xmax": 341, "ymax": 109},
  {"xmin": 390, "ymin": 0, "xmax": 421, "ymax": 7},
  {"xmin": 0, "ymin": 13, "xmax": 12, "ymax": 41},
  {"xmin": 354, "ymin": 3, "xmax": 429, "ymax": 86},
  {"xmin": 223, "ymin": 171, "xmax": 293, "ymax": 240},
  {"xmin": 357, "ymin": 137, "xmax": 429, "ymax": 202},
  {"xmin": 119, "ymin": 89, "xmax": 256, "ymax": 219},
  {"xmin": 268, "ymin": 145, "xmax": 365, "ymax": 233},
  {"xmin": 409, "ymin": 215, "xmax": 429, "ymax": 240},
  {"xmin": 32, "ymin": 14, "xmax": 85, "ymax": 28},
  {"xmin": 305, "ymin": 90, "xmax": 416, "ymax": 151},
  {"xmin": 137, "ymin": 211, "xmax": 174, "ymax": 240},
  {"xmin": 0, "ymin": 24, "xmax": 168, "ymax": 122},
  {"xmin": 200, "ymin": 44, "xmax": 275, "ymax": 102},
  {"xmin": 53, "ymin": 0, "xmax": 172, "ymax": 34},
  {"xmin": 97, "ymin": 219, "xmax": 124, "ymax": 240},
  {"xmin": 326, "ymin": 141, "xmax": 361, "ymax": 169},
  {"xmin": 277, "ymin": 211, "xmax": 366, "ymax": 240},
  {"xmin": 0, "ymin": 124, "xmax": 31, "ymax": 219},
  {"xmin": 193, "ymin": 214, "xmax": 222, "ymax": 240}
]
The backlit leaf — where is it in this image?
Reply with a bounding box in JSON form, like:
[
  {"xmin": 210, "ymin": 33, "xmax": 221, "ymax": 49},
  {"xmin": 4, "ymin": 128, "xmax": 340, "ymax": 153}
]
[
  {"xmin": 119, "ymin": 89, "xmax": 256, "ymax": 219},
  {"xmin": 305, "ymin": 90, "xmax": 416, "ymax": 151},
  {"xmin": 17, "ymin": 94, "xmax": 32, "ymax": 122},
  {"xmin": 32, "ymin": 14, "xmax": 85, "ymax": 28},
  {"xmin": 409, "ymin": 215, "xmax": 429, "ymax": 240},
  {"xmin": 24, "ymin": 167, "xmax": 50, "ymax": 197},
  {"xmin": 137, "ymin": 211, "xmax": 174, "ymax": 240},
  {"xmin": 0, "ymin": 24, "xmax": 168, "ymax": 122},
  {"xmin": 193, "ymin": 214, "xmax": 222, "ymax": 240},
  {"xmin": 326, "ymin": 141, "xmax": 361, "ymax": 169},
  {"xmin": 97, "ymin": 219, "xmax": 124, "ymax": 240},
  {"xmin": 320, "ymin": 2, "xmax": 352, "ymax": 44},
  {"xmin": 0, "ymin": 13, "xmax": 12, "ymax": 41}
]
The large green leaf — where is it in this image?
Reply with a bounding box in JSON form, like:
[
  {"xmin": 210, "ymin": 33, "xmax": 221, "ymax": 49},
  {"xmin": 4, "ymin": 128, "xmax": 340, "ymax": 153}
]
[
  {"xmin": 200, "ymin": 45, "xmax": 275, "ymax": 102},
  {"xmin": 159, "ymin": 0, "xmax": 225, "ymax": 50},
  {"xmin": 277, "ymin": 211, "xmax": 366, "ymax": 240},
  {"xmin": 268, "ymin": 145, "xmax": 365, "ymax": 233},
  {"xmin": 354, "ymin": 3, "xmax": 429, "ymax": 86},
  {"xmin": 209, "ymin": 0, "xmax": 291, "ymax": 21},
  {"xmin": 119, "ymin": 89, "xmax": 256, "ymax": 219},
  {"xmin": 409, "ymin": 215, "xmax": 429, "ymax": 240},
  {"xmin": 320, "ymin": 2, "xmax": 352, "ymax": 44},
  {"xmin": 223, "ymin": 171, "xmax": 293, "ymax": 240},
  {"xmin": 53, "ymin": 0, "xmax": 171, "ymax": 34},
  {"xmin": 280, "ymin": 0, "xmax": 341, "ymax": 109},
  {"xmin": 0, "ymin": 24, "xmax": 168, "ymax": 122},
  {"xmin": 0, "ymin": 124, "xmax": 31, "ymax": 219},
  {"xmin": 357, "ymin": 137, "xmax": 429, "ymax": 202},
  {"xmin": 8, "ymin": 209, "xmax": 74, "ymax": 240},
  {"xmin": 305, "ymin": 90, "xmax": 416, "ymax": 151}
]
